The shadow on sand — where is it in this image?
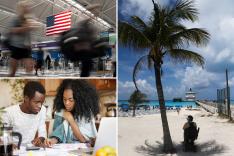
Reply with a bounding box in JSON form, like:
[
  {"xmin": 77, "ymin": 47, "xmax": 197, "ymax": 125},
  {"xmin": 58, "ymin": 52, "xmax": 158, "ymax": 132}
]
[{"xmin": 135, "ymin": 140, "xmax": 227, "ymax": 156}]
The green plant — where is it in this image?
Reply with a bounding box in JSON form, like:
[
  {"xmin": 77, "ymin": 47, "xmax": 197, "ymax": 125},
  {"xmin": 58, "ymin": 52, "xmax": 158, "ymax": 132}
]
[{"xmin": 128, "ymin": 90, "xmax": 148, "ymax": 117}]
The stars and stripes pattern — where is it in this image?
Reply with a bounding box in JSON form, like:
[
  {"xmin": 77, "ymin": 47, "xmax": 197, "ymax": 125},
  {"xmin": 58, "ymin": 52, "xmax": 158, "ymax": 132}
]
[{"xmin": 46, "ymin": 11, "xmax": 72, "ymax": 36}]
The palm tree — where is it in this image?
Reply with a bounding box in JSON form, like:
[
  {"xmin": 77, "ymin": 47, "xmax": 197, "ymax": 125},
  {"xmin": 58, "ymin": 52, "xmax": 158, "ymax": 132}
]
[
  {"xmin": 128, "ymin": 90, "xmax": 148, "ymax": 117},
  {"xmin": 119, "ymin": 0, "xmax": 210, "ymax": 153}
]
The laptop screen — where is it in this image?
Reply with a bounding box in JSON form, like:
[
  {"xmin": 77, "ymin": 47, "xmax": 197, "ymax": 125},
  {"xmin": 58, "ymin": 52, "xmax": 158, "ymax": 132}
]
[{"xmin": 93, "ymin": 117, "xmax": 117, "ymax": 154}]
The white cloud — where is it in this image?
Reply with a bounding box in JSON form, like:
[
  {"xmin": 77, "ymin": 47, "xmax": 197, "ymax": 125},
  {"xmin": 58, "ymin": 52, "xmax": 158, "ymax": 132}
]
[
  {"xmin": 120, "ymin": 0, "xmax": 152, "ymax": 20},
  {"xmin": 174, "ymin": 69, "xmax": 185, "ymax": 79},
  {"xmin": 219, "ymin": 17, "xmax": 234, "ymax": 42},
  {"xmin": 163, "ymin": 66, "xmax": 221, "ymax": 99},
  {"xmin": 136, "ymin": 79, "xmax": 156, "ymax": 93},
  {"xmin": 147, "ymin": 76, "xmax": 155, "ymax": 82},
  {"xmin": 192, "ymin": 0, "xmax": 234, "ymax": 71},
  {"xmin": 215, "ymin": 48, "xmax": 231, "ymax": 63},
  {"xmin": 118, "ymin": 79, "xmax": 156, "ymax": 99},
  {"xmin": 181, "ymin": 66, "xmax": 217, "ymax": 90},
  {"xmin": 118, "ymin": 78, "xmax": 184, "ymax": 100},
  {"xmin": 228, "ymin": 77, "xmax": 234, "ymax": 87},
  {"xmin": 164, "ymin": 86, "xmax": 178, "ymax": 98},
  {"xmin": 120, "ymin": 0, "xmax": 171, "ymax": 20}
]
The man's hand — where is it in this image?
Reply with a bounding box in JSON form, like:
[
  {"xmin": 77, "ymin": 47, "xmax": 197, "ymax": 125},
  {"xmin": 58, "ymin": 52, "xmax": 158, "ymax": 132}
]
[
  {"xmin": 31, "ymin": 137, "xmax": 45, "ymax": 147},
  {"xmin": 32, "ymin": 137, "xmax": 57, "ymax": 148},
  {"xmin": 63, "ymin": 111, "xmax": 74, "ymax": 123},
  {"xmin": 12, "ymin": 144, "xmax": 18, "ymax": 150}
]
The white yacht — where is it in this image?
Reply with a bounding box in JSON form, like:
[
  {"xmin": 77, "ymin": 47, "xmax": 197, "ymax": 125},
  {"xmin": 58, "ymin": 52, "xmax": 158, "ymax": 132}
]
[{"xmin": 185, "ymin": 88, "xmax": 196, "ymax": 101}]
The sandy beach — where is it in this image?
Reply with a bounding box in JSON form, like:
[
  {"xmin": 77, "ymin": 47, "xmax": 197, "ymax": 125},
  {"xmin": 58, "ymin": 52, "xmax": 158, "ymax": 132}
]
[{"xmin": 118, "ymin": 108, "xmax": 234, "ymax": 156}]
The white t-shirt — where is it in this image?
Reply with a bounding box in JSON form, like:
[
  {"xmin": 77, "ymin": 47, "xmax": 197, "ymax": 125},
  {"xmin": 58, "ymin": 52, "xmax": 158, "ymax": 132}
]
[{"xmin": 2, "ymin": 104, "xmax": 47, "ymax": 144}]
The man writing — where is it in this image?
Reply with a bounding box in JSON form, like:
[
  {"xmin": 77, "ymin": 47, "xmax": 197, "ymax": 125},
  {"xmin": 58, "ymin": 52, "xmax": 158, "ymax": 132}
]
[{"xmin": 2, "ymin": 81, "xmax": 47, "ymax": 147}]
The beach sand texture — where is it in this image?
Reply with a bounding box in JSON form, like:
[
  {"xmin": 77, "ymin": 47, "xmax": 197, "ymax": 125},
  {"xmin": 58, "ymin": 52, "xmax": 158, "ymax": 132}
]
[{"xmin": 118, "ymin": 108, "xmax": 234, "ymax": 156}]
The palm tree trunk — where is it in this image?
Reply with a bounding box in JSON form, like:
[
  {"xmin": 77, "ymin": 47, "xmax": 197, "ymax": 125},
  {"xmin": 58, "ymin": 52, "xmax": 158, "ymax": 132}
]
[
  {"xmin": 133, "ymin": 103, "xmax": 136, "ymax": 117},
  {"xmin": 154, "ymin": 62, "xmax": 175, "ymax": 153}
]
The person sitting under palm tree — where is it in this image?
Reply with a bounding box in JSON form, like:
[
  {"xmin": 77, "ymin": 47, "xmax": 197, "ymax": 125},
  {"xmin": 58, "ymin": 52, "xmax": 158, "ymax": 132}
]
[{"xmin": 183, "ymin": 115, "xmax": 199, "ymax": 152}]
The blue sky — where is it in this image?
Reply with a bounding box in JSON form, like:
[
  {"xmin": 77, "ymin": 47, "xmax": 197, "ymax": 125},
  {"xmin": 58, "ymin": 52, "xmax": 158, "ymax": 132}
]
[{"xmin": 118, "ymin": 0, "xmax": 234, "ymax": 100}]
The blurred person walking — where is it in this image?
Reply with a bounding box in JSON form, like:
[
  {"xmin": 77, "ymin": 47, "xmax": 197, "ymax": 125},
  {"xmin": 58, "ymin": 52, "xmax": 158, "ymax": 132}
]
[
  {"xmin": 60, "ymin": 4, "xmax": 107, "ymax": 77},
  {"xmin": 34, "ymin": 47, "xmax": 44, "ymax": 76},
  {"xmin": 7, "ymin": 1, "xmax": 37, "ymax": 76}
]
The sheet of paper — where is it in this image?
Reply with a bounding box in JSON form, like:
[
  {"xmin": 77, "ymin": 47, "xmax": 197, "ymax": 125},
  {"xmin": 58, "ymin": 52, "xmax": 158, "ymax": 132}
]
[
  {"xmin": 14, "ymin": 143, "xmax": 88, "ymax": 156},
  {"xmin": 51, "ymin": 143, "xmax": 88, "ymax": 151}
]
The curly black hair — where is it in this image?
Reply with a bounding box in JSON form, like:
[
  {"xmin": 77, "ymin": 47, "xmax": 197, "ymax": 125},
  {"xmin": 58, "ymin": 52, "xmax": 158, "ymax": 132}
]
[
  {"xmin": 53, "ymin": 79, "xmax": 100, "ymax": 121},
  {"xmin": 24, "ymin": 81, "xmax": 45, "ymax": 99}
]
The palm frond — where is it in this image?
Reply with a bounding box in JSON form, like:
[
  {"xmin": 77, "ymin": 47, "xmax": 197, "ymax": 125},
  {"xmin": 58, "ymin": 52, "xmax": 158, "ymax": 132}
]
[
  {"xmin": 133, "ymin": 55, "xmax": 153, "ymax": 90},
  {"xmin": 169, "ymin": 24, "xmax": 187, "ymax": 32},
  {"xmin": 147, "ymin": 53, "xmax": 155, "ymax": 70},
  {"xmin": 168, "ymin": 49, "xmax": 205, "ymax": 67},
  {"xmin": 152, "ymin": 0, "xmax": 160, "ymax": 33},
  {"xmin": 130, "ymin": 16, "xmax": 148, "ymax": 32},
  {"xmin": 172, "ymin": 0, "xmax": 199, "ymax": 22},
  {"xmin": 170, "ymin": 28, "xmax": 210, "ymax": 48},
  {"xmin": 128, "ymin": 90, "xmax": 148, "ymax": 106},
  {"xmin": 119, "ymin": 21, "xmax": 151, "ymax": 50}
]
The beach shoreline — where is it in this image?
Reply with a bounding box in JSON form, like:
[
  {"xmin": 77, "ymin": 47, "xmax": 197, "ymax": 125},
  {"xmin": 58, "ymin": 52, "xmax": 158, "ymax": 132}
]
[{"xmin": 118, "ymin": 108, "xmax": 234, "ymax": 156}]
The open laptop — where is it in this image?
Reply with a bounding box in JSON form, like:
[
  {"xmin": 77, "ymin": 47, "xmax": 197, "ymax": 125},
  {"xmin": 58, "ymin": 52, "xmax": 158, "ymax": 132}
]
[
  {"xmin": 93, "ymin": 117, "xmax": 117, "ymax": 154},
  {"xmin": 68, "ymin": 117, "xmax": 117, "ymax": 155}
]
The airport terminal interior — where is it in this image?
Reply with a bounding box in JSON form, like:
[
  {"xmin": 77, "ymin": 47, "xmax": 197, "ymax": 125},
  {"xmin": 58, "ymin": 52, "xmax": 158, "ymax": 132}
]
[{"xmin": 0, "ymin": 0, "xmax": 116, "ymax": 77}]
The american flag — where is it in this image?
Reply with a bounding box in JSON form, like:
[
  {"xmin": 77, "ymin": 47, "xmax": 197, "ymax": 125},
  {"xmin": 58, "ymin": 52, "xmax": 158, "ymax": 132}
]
[{"xmin": 46, "ymin": 11, "xmax": 72, "ymax": 36}]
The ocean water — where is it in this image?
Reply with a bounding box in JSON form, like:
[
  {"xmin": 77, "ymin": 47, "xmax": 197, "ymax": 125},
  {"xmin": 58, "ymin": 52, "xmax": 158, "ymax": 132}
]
[{"xmin": 118, "ymin": 100, "xmax": 197, "ymax": 108}]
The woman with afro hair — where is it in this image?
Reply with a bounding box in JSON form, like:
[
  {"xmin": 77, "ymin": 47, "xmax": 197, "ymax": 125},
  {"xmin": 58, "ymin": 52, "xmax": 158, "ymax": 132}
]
[{"xmin": 46, "ymin": 79, "xmax": 99, "ymax": 146}]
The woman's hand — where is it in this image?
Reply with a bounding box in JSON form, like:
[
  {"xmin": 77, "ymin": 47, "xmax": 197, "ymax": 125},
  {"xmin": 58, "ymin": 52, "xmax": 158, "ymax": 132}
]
[
  {"xmin": 62, "ymin": 111, "xmax": 87, "ymax": 143},
  {"xmin": 43, "ymin": 138, "xmax": 58, "ymax": 147},
  {"xmin": 87, "ymin": 137, "xmax": 96, "ymax": 147},
  {"xmin": 63, "ymin": 111, "xmax": 75, "ymax": 123}
]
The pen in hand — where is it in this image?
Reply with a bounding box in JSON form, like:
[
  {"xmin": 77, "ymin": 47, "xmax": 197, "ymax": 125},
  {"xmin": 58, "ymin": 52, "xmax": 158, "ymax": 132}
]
[
  {"xmin": 39, "ymin": 137, "xmax": 46, "ymax": 150},
  {"xmin": 31, "ymin": 137, "xmax": 46, "ymax": 149}
]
